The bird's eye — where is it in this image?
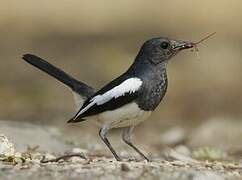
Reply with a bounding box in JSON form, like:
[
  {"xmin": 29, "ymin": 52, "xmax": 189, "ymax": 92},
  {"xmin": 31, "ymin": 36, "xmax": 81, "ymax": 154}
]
[{"xmin": 160, "ymin": 42, "xmax": 169, "ymax": 49}]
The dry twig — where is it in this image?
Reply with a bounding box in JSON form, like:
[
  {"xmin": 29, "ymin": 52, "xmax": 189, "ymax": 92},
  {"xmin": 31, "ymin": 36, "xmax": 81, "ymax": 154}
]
[{"xmin": 40, "ymin": 153, "xmax": 87, "ymax": 163}]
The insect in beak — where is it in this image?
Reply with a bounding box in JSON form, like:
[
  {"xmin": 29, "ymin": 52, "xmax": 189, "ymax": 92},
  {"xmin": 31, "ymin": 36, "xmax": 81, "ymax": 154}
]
[
  {"xmin": 173, "ymin": 32, "xmax": 216, "ymax": 52},
  {"xmin": 190, "ymin": 32, "xmax": 216, "ymax": 52}
]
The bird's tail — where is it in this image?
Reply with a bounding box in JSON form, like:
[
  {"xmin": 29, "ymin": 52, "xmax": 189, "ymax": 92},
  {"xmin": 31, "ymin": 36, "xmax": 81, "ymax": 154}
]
[
  {"xmin": 22, "ymin": 54, "xmax": 94, "ymax": 97},
  {"xmin": 22, "ymin": 54, "xmax": 95, "ymax": 108},
  {"xmin": 67, "ymin": 116, "xmax": 86, "ymax": 123}
]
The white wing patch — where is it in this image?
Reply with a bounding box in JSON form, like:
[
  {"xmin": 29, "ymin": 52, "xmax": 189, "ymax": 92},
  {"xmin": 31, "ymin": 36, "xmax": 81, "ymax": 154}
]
[{"xmin": 75, "ymin": 78, "xmax": 142, "ymax": 118}]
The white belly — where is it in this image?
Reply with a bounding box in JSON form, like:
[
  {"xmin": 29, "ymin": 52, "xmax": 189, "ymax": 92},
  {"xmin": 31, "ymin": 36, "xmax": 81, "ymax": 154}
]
[{"xmin": 96, "ymin": 102, "xmax": 151, "ymax": 128}]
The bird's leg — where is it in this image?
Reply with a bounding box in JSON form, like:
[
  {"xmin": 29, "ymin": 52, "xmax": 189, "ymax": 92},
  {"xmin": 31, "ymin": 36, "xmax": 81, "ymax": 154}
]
[
  {"xmin": 122, "ymin": 126, "xmax": 150, "ymax": 161},
  {"xmin": 99, "ymin": 127, "xmax": 121, "ymax": 161}
]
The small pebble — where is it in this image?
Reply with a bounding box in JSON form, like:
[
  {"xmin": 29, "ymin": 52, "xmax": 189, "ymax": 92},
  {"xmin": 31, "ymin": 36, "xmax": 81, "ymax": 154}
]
[{"xmin": 121, "ymin": 163, "xmax": 130, "ymax": 172}]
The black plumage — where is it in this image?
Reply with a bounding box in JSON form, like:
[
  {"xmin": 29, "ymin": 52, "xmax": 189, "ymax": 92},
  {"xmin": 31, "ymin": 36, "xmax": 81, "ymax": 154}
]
[{"xmin": 22, "ymin": 54, "xmax": 95, "ymax": 98}]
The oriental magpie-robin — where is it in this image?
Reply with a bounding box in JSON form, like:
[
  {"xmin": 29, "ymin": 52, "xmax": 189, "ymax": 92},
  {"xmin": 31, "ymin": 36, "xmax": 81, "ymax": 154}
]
[{"xmin": 22, "ymin": 37, "xmax": 194, "ymax": 161}]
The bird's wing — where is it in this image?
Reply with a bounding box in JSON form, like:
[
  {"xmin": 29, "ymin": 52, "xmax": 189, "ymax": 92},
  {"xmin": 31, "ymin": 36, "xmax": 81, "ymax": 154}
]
[
  {"xmin": 68, "ymin": 77, "xmax": 143, "ymax": 123},
  {"xmin": 22, "ymin": 54, "xmax": 95, "ymax": 109}
]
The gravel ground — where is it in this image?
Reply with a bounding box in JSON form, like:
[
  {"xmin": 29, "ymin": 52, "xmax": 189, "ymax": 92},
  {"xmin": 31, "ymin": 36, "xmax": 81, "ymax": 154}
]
[
  {"xmin": 0, "ymin": 156, "xmax": 242, "ymax": 180},
  {"xmin": 1, "ymin": 120, "xmax": 242, "ymax": 180}
]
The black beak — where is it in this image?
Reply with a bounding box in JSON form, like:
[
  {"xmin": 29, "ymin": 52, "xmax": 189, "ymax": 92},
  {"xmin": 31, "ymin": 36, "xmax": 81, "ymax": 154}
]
[{"xmin": 171, "ymin": 40, "xmax": 194, "ymax": 51}]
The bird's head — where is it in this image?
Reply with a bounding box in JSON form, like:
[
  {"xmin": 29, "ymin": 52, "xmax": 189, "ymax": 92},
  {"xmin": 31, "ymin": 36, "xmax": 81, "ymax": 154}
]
[{"xmin": 137, "ymin": 37, "xmax": 194, "ymax": 65}]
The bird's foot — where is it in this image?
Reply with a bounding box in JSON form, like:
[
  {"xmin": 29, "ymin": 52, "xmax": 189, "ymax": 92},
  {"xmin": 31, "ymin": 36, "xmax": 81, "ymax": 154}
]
[
  {"xmin": 126, "ymin": 157, "xmax": 151, "ymax": 162},
  {"xmin": 114, "ymin": 156, "xmax": 122, "ymax": 161},
  {"xmin": 143, "ymin": 156, "xmax": 151, "ymax": 162}
]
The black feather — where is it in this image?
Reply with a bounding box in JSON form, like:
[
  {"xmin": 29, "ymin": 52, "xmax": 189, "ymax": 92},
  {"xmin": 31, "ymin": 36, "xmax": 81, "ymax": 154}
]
[
  {"xmin": 22, "ymin": 54, "xmax": 95, "ymax": 98},
  {"xmin": 69, "ymin": 75, "xmax": 140, "ymax": 122}
]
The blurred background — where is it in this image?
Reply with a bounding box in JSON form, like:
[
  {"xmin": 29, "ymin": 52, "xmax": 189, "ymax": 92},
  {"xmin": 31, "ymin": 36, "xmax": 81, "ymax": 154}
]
[{"xmin": 1, "ymin": 0, "xmax": 242, "ymax": 158}]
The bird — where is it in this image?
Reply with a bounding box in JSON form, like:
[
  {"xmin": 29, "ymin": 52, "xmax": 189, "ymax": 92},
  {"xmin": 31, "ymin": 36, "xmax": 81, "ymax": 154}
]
[{"xmin": 22, "ymin": 37, "xmax": 194, "ymax": 161}]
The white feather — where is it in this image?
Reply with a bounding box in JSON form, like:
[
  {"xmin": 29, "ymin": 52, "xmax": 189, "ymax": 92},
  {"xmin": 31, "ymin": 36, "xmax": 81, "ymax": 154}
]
[
  {"xmin": 76, "ymin": 77, "xmax": 142, "ymax": 117},
  {"xmin": 72, "ymin": 92, "xmax": 86, "ymax": 110},
  {"xmin": 97, "ymin": 102, "xmax": 151, "ymax": 128}
]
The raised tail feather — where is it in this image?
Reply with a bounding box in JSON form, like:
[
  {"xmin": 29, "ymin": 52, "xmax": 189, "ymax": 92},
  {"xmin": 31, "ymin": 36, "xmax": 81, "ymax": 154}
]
[{"xmin": 22, "ymin": 54, "xmax": 95, "ymax": 108}]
